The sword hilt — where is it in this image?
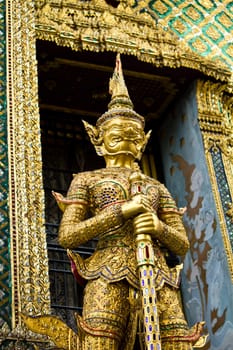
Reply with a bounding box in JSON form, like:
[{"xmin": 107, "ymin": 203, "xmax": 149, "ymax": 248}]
[{"xmin": 129, "ymin": 172, "xmax": 155, "ymax": 267}]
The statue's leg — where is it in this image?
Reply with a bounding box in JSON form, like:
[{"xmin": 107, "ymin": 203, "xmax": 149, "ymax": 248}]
[
  {"xmin": 78, "ymin": 277, "xmax": 130, "ymax": 350},
  {"xmin": 158, "ymin": 285, "xmax": 193, "ymax": 350}
]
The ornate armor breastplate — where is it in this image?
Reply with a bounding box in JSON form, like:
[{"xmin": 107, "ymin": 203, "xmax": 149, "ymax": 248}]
[{"xmin": 87, "ymin": 167, "xmax": 160, "ymax": 215}]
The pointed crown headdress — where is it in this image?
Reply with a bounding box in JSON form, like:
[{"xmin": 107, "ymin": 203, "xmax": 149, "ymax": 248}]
[{"xmin": 96, "ymin": 54, "xmax": 145, "ymax": 128}]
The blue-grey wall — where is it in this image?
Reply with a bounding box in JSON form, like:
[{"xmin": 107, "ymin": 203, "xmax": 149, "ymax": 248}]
[{"xmin": 158, "ymin": 81, "xmax": 233, "ymax": 350}]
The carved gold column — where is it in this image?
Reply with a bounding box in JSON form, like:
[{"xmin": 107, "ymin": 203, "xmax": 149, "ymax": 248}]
[
  {"xmin": 6, "ymin": 0, "xmax": 50, "ymax": 341},
  {"xmin": 196, "ymin": 79, "xmax": 233, "ymax": 280}
]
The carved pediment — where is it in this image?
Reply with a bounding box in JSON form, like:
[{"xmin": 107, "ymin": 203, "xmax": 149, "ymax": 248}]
[{"xmin": 35, "ymin": 0, "xmax": 231, "ymax": 83}]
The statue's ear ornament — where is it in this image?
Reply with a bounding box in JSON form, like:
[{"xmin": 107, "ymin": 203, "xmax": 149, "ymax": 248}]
[
  {"xmin": 143, "ymin": 130, "xmax": 152, "ymax": 152},
  {"xmin": 82, "ymin": 120, "xmax": 103, "ymax": 156},
  {"xmin": 135, "ymin": 130, "xmax": 152, "ymax": 161}
]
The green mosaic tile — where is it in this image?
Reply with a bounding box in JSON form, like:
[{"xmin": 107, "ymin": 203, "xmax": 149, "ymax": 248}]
[
  {"xmin": 169, "ymin": 16, "xmax": 192, "ymax": 37},
  {"xmin": 169, "ymin": 0, "xmax": 185, "ymax": 6},
  {"xmin": 203, "ymin": 23, "xmax": 224, "ymax": 44},
  {"xmin": 189, "ymin": 36, "xmax": 212, "ymax": 56},
  {"xmin": 147, "ymin": 1, "xmax": 233, "ymax": 70},
  {"xmin": 211, "ymin": 148, "xmax": 233, "ymax": 250},
  {"xmin": 132, "ymin": 0, "xmax": 233, "ymax": 70},
  {"xmin": 149, "ymin": 0, "xmax": 172, "ymax": 17},
  {"xmin": 222, "ymin": 42, "xmax": 233, "ymax": 60},
  {"xmin": 226, "ymin": 2, "xmax": 233, "ymax": 14},
  {"xmin": 215, "ymin": 11, "xmax": 233, "ymax": 31},
  {"xmin": 183, "ymin": 4, "xmax": 204, "ymax": 24},
  {"xmin": 196, "ymin": 0, "xmax": 217, "ymax": 11}
]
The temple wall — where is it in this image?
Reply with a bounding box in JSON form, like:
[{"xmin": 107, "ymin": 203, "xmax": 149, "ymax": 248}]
[
  {"xmin": 159, "ymin": 81, "xmax": 233, "ymax": 349},
  {"xmin": 0, "ymin": 0, "xmax": 232, "ymax": 348}
]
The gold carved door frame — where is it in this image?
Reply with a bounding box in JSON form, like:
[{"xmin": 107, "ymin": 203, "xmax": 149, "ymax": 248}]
[
  {"xmin": 196, "ymin": 80, "xmax": 233, "ymax": 280},
  {"xmin": 5, "ymin": 0, "xmax": 233, "ymax": 344}
]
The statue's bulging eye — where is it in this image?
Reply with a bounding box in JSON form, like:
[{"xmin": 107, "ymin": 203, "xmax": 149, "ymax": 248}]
[
  {"xmin": 110, "ymin": 136, "xmax": 122, "ymax": 144},
  {"xmin": 134, "ymin": 137, "xmax": 143, "ymax": 144}
]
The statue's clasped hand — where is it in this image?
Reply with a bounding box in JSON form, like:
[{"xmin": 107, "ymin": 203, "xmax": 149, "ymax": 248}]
[
  {"xmin": 133, "ymin": 212, "xmax": 163, "ymax": 238},
  {"xmin": 121, "ymin": 194, "xmax": 152, "ymax": 220},
  {"xmin": 121, "ymin": 194, "xmax": 163, "ymax": 238}
]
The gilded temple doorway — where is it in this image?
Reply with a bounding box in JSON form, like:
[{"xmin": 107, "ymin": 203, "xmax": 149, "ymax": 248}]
[
  {"xmin": 3, "ymin": 1, "xmax": 232, "ymax": 348},
  {"xmin": 37, "ymin": 40, "xmax": 205, "ymax": 332}
]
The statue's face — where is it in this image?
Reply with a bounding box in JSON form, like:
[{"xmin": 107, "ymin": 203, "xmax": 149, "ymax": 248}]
[{"xmin": 101, "ymin": 118, "xmax": 145, "ymax": 159}]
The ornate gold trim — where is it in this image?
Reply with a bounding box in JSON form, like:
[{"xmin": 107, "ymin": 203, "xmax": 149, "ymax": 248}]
[
  {"xmin": 205, "ymin": 144, "xmax": 233, "ymax": 280},
  {"xmin": 5, "ymin": 0, "xmax": 233, "ymax": 345},
  {"xmin": 197, "ymin": 79, "xmax": 233, "ymax": 281},
  {"xmin": 222, "ymin": 153, "xmax": 233, "ymax": 224},
  {"xmin": 34, "ymin": 0, "xmax": 232, "ymax": 84},
  {"xmin": 6, "ymin": 0, "xmax": 50, "ymax": 334}
]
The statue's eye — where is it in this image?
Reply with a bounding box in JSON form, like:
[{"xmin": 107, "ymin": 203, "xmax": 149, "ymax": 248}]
[
  {"xmin": 134, "ymin": 137, "xmax": 143, "ymax": 144},
  {"xmin": 111, "ymin": 136, "xmax": 122, "ymax": 143}
]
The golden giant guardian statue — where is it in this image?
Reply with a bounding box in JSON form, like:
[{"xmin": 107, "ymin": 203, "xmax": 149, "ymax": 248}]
[{"xmin": 22, "ymin": 54, "xmax": 206, "ymax": 350}]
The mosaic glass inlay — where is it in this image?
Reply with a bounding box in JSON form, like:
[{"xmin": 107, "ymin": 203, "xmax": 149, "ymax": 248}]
[
  {"xmin": 134, "ymin": 0, "xmax": 233, "ymax": 70},
  {"xmin": 0, "ymin": 0, "xmax": 11, "ymax": 326},
  {"xmin": 211, "ymin": 147, "xmax": 233, "ymax": 249}
]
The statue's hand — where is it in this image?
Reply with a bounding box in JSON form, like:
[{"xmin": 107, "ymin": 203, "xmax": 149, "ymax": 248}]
[
  {"xmin": 121, "ymin": 194, "xmax": 151, "ymax": 219},
  {"xmin": 133, "ymin": 212, "xmax": 163, "ymax": 237}
]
